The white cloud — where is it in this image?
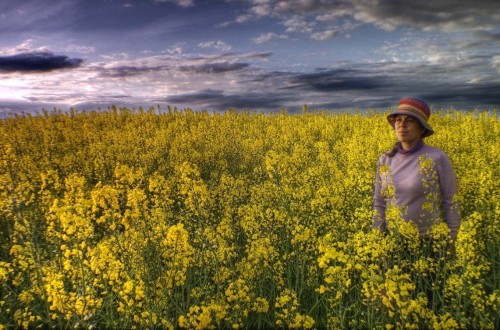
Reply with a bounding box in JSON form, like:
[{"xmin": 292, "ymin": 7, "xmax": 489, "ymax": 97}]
[
  {"xmin": 466, "ymin": 77, "xmax": 482, "ymax": 84},
  {"xmin": 235, "ymin": 14, "xmax": 254, "ymax": 23},
  {"xmin": 249, "ymin": 3, "xmax": 272, "ymax": 16},
  {"xmin": 64, "ymin": 44, "xmax": 96, "ymax": 55},
  {"xmin": 315, "ymin": 10, "xmax": 351, "ymax": 22},
  {"xmin": 252, "ymin": 32, "xmax": 288, "ymax": 44},
  {"xmin": 198, "ymin": 41, "xmax": 232, "ymax": 51},
  {"xmin": 163, "ymin": 47, "xmax": 184, "ymax": 56},
  {"xmin": 284, "ymin": 16, "xmax": 314, "ymax": 33},
  {"xmin": 99, "ymin": 53, "xmax": 130, "ymax": 61},
  {"xmin": 0, "ymin": 39, "xmax": 95, "ymax": 57},
  {"xmin": 310, "ymin": 30, "xmax": 337, "ymax": 41},
  {"xmin": 492, "ymin": 55, "xmax": 500, "ymax": 73},
  {"xmin": 0, "ymin": 39, "xmax": 50, "ymax": 55}
]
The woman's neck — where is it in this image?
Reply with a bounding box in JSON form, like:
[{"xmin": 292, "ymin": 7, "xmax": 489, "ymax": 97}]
[
  {"xmin": 400, "ymin": 139, "xmax": 422, "ymax": 151},
  {"xmin": 397, "ymin": 139, "xmax": 424, "ymax": 155}
]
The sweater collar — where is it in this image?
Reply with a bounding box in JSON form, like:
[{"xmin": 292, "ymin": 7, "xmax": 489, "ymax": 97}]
[{"xmin": 397, "ymin": 139, "xmax": 424, "ymax": 155}]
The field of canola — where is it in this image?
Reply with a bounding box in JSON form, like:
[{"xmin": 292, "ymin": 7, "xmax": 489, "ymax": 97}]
[{"xmin": 0, "ymin": 107, "xmax": 498, "ymax": 329}]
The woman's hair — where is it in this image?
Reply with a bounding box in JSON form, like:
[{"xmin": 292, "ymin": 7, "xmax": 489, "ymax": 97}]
[{"xmin": 385, "ymin": 142, "xmax": 399, "ymax": 158}]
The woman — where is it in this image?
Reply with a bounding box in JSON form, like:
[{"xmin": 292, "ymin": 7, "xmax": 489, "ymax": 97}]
[{"xmin": 372, "ymin": 97, "xmax": 460, "ymax": 241}]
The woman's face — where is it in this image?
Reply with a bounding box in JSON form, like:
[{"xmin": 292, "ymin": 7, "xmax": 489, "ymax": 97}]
[{"xmin": 394, "ymin": 114, "xmax": 425, "ymax": 146}]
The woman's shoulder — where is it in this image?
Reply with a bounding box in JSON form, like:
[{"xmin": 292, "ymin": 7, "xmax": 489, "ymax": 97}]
[
  {"xmin": 377, "ymin": 150, "xmax": 389, "ymax": 160},
  {"xmin": 376, "ymin": 152, "xmax": 392, "ymax": 165},
  {"xmin": 421, "ymin": 144, "xmax": 447, "ymax": 156},
  {"xmin": 420, "ymin": 144, "xmax": 452, "ymax": 163}
]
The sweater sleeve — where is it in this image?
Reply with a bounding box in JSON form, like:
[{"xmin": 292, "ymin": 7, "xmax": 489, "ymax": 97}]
[
  {"xmin": 372, "ymin": 157, "xmax": 387, "ymax": 232},
  {"xmin": 436, "ymin": 152, "xmax": 460, "ymax": 240}
]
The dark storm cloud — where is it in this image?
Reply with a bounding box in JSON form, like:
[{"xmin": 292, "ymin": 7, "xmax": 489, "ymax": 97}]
[
  {"xmin": 258, "ymin": 0, "xmax": 500, "ymax": 31},
  {"xmin": 251, "ymin": 60, "xmax": 500, "ymax": 111},
  {"xmin": 350, "ymin": 0, "xmax": 500, "ymax": 31},
  {"xmin": 164, "ymin": 89, "xmax": 297, "ymax": 111},
  {"xmin": 165, "ymin": 89, "xmax": 225, "ymax": 103},
  {"xmin": 240, "ymin": 52, "xmax": 274, "ymax": 60},
  {"xmin": 96, "ymin": 65, "xmax": 165, "ymax": 78},
  {"xmin": 156, "ymin": 55, "xmax": 500, "ymax": 112},
  {"xmin": 0, "ymin": 52, "xmax": 83, "ymax": 73},
  {"xmin": 288, "ymin": 68, "xmax": 390, "ymax": 92},
  {"xmin": 455, "ymin": 31, "xmax": 500, "ymax": 48},
  {"xmin": 95, "ymin": 57, "xmax": 255, "ymax": 79},
  {"xmin": 421, "ymin": 82, "xmax": 500, "ymax": 109}
]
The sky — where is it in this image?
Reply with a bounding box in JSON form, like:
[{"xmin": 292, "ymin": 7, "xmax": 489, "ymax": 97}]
[{"xmin": 0, "ymin": 0, "xmax": 499, "ymax": 115}]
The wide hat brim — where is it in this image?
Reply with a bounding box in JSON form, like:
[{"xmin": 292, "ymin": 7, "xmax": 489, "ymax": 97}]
[{"xmin": 387, "ymin": 110, "xmax": 434, "ymax": 138}]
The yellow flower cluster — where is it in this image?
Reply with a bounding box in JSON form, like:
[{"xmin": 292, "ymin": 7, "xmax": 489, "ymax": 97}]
[
  {"xmin": 0, "ymin": 107, "xmax": 498, "ymax": 329},
  {"xmin": 275, "ymin": 288, "xmax": 314, "ymax": 329}
]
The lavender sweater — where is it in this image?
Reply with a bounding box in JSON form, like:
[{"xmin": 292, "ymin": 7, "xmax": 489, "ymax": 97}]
[{"xmin": 373, "ymin": 143, "xmax": 460, "ymax": 239}]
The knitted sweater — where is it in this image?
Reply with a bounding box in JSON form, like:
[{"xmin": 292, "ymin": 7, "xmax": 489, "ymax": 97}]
[{"xmin": 373, "ymin": 143, "xmax": 460, "ymax": 239}]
